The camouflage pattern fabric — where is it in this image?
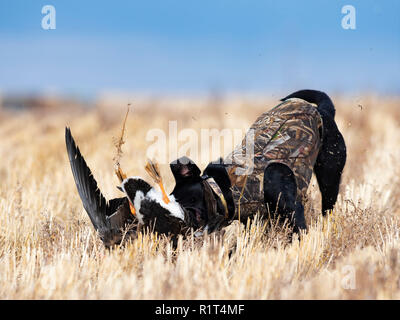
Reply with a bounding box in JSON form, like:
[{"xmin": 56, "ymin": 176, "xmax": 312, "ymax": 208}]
[
  {"xmin": 223, "ymin": 98, "xmax": 323, "ymax": 221},
  {"xmin": 201, "ymin": 178, "xmax": 230, "ymax": 232},
  {"xmin": 204, "ymin": 177, "xmax": 229, "ymax": 218}
]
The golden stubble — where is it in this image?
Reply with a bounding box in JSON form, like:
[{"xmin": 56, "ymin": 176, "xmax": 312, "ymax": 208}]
[{"xmin": 0, "ymin": 94, "xmax": 399, "ymax": 299}]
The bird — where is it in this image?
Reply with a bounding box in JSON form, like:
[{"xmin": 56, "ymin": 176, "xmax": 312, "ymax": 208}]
[
  {"xmin": 119, "ymin": 176, "xmax": 188, "ymax": 236},
  {"xmin": 65, "ymin": 127, "xmax": 136, "ymax": 248},
  {"xmin": 65, "ymin": 127, "xmax": 192, "ymax": 248}
]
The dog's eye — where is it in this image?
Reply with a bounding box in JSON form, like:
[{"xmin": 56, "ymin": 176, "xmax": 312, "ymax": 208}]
[{"xmin": 190, "ymin": 197, "xmax": 196, "ymax": 204}]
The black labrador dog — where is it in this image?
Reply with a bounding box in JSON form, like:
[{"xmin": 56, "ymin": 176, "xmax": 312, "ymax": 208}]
[
  {"xmin": 170, "ymin": 89, "xmax": 346, "ymax": 234},
  {"xmin": 66, "ymin": 89, "xmax": 346, "ymax": 247}
]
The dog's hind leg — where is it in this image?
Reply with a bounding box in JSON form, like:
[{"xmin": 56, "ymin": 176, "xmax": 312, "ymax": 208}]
[
  {"xmin": 314, "ymin": 123, "xmax": 346, "ymax": 216},
  {"xmin": 263, "ymin": 163, "xmax": 307, "ymax": 233}
]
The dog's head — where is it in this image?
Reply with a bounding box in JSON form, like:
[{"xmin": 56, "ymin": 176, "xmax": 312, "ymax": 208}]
[{"xmin": 170, "ymin": 156, "xmax": 234, "ymax": 226}]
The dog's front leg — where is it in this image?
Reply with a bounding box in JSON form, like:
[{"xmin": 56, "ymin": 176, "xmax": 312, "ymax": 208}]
[{"xmin": 263, "ymin": 163, "xmax": 307, "ymax": 236}]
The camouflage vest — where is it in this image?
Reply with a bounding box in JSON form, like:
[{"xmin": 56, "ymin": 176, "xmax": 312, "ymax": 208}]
[{"xmin": 223, "ymin": 98, "xmax": 323, "ymax": 220}]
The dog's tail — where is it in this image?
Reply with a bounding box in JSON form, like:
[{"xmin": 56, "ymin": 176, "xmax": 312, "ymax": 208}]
[{"xmin": 281, "ymin": 89, "xmax": 335, "ymax": 118}]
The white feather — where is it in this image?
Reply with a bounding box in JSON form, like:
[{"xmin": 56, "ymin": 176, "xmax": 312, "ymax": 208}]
[
  {"xmin": 194, "ymin": 225, "xmax": 209, "ymax": 237},
  {"xmin": 146, "ymin": 189, "xmax": 185, "ymax": 221},
  {"xmin": 120, "ymin": 177, "xmax": 147, "ymax": 225},
  {"xmin": 133, "ymin": 191, "xmax": 145, "ymax": 224},
  {"xmin": 120, "ymin": 176, "xmax": 185, "ymax": 223}
]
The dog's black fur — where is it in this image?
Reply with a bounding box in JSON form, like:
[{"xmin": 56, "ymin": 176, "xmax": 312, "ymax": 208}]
[{"xmin": 170, "ymin": 90, "xmax": 346, "ymax": 234}]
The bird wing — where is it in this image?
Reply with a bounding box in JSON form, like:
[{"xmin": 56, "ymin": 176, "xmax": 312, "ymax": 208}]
[
  {"xmin": 65, "ymin": 127, "xmax": 135, "ymax": 246},
  {"xmin": 108, "ymin": 200, "xmax": 135, "ymax": 230},
  {"xmin": 139, "ymin": 198, "xmax": 186, "ymax": 236}
]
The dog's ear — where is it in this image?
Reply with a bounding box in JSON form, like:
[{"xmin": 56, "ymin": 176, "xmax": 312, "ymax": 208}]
[{"xmin": 170, "ymin": 156, "xmax": 201, "ymax": 183}]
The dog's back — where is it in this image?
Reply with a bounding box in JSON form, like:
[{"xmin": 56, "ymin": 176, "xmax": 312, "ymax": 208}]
[{"xmin": 224, "ymin": 98, "xmax": 323, "ymax": 219}]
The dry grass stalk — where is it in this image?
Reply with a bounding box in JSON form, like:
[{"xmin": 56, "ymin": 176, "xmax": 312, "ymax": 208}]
[
  {"xmin": 0, "ymin": 94, "xmax": 399, "ymax": 299},
  {"xmin": 145, "ymin": 159, "xmax": 170, "ymax": 204},
  {"xmin": 113, "ymin": 106, "xmax": 130, "ymax": 183}
]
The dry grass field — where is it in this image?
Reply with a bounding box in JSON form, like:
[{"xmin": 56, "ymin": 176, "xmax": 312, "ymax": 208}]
[{"xmin": 0, "ymin": 94, "xmax": 399, "ymax": 299}]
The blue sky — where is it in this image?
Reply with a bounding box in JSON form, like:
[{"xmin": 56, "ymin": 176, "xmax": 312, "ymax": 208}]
[{"xmin": 0, "ymin": 0, "xmax": 399, "ymax": 97}]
